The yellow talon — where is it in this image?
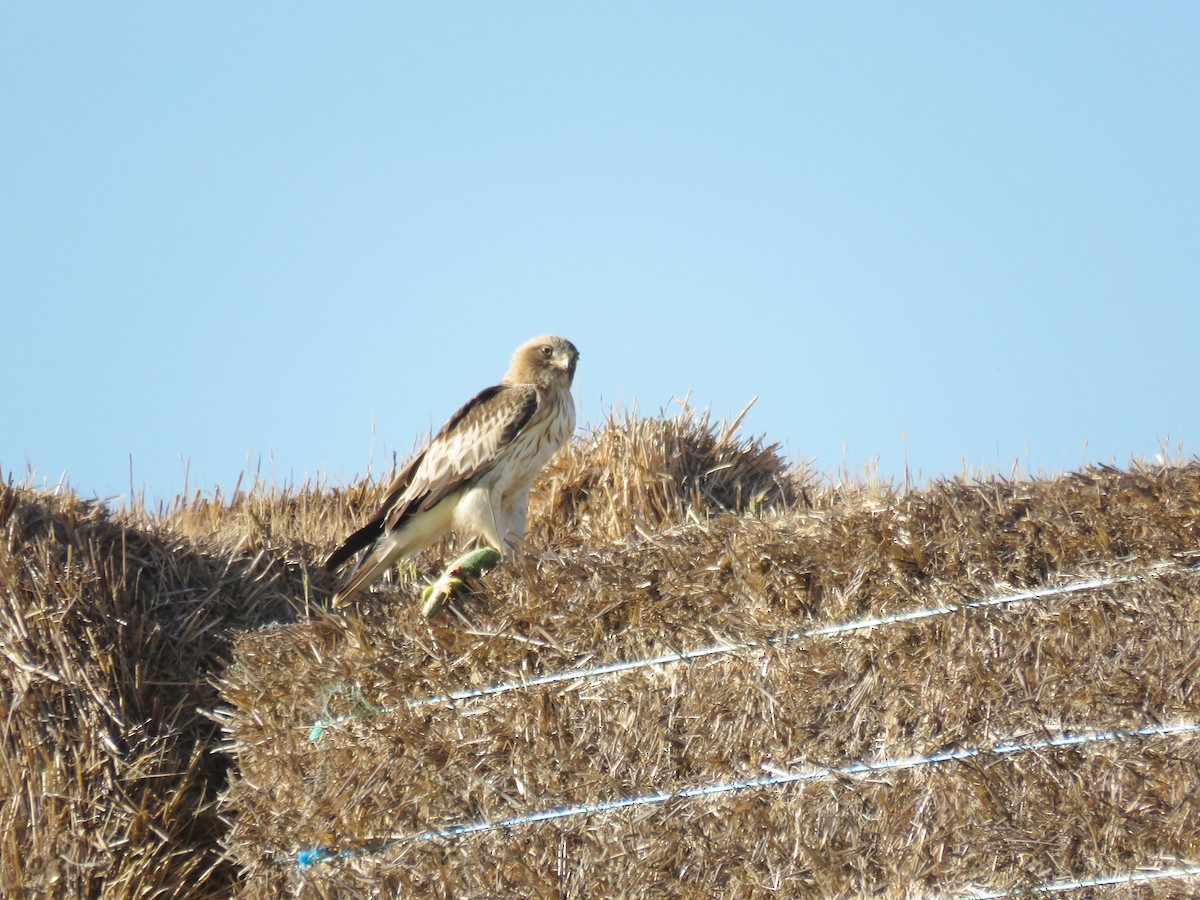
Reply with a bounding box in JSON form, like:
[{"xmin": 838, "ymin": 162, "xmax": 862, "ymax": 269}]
[
  {"xmin": 421, "ymin": 573, "xmax": 463, "ymax": 618},
  {"xmin": 419, "ymin": 548, "xmax": 503, "ymax": 618}
]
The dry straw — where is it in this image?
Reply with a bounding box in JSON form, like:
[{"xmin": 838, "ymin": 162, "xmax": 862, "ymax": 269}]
[
  {"xmin": 4, "ymin": 405, "xmax": 1200, "ymax": 897},
  {"xmin": 290, "ymin": 718, "xmax": 1200, "ymax": 867},
  {"xmin": 306, "ymin": 563, "xmax": 1194, "ymax": 738}
]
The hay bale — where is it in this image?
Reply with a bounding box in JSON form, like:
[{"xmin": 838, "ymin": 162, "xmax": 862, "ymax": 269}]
[
  {"xmin": 530, "ymin": 402, "xmax": 804, "ymax": 547},
  {"xmin": 0, "ymin": 485, "xmax": 226, "ymax": 895},
  {"xmin": 216, "ymin": 452, "xmax": 1200, "ymax": 897},
  {"xmin": 0, "ymin": 481, "xmax": 315, "ymax": 897},
  {"xmin": 5, "ymin": 409, "xmax": 1199, "ymax": 897}
]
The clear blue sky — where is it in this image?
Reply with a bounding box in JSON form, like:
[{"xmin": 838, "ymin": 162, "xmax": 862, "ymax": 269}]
[{"xmin": 3, "ymin": 5, "xmax": 1197, "ymax": 505}]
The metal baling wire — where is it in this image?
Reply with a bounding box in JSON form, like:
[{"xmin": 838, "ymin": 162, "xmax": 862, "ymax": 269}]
[
  {"xmin": 308, "ymin": 562, "xmax": 1196, "ymax": 740},
  {"xmin": 292, "ymin": 565, "xmax": 1200, "ymax": 883},
  {"xmin": 960, "ymin": 863, "xmax": 1200, "ymax": 898},
  {"xmin": 293, "ymin": 719, "xmax": 1200, "ymax": 873}
]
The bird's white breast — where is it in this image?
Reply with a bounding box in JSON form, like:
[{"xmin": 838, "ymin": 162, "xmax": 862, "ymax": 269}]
[{"xmin": 492, "ymin": 389, "xmax": 574, "ymax": 492}]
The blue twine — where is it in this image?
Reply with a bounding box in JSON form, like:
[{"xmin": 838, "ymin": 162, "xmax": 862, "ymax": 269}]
[
  {"xmin": 295, "ymin": 841, "xmax": 399, "ymax": 869},
  {"xmin": 292, "ymin": 718, "xmax": 1200, "ymax": 870},
  {"xmin": 295, "ymin": 848, "xmax": 335, "ymax": 867}
]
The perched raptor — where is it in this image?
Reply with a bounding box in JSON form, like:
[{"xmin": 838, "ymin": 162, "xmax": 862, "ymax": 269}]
[{"xmin": 326, "ymin": 335, "xmax": 579, "ymax": 610}]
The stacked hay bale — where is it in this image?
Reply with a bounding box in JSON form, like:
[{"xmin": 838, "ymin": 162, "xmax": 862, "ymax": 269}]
[
  {"xmin": 0, "ymin": 487, "xmax": 239, "ymax": 897},
  {"xmin": 0, "ymin": 476, "xmax": 329, "ymax": 897},
  {"xmin": 3, "ymin": 408, "xmax": 1199, "ymax": 897},
  {"xmin": 215, "ymin": 415, "xmax": 1200, "ymax": 898}
]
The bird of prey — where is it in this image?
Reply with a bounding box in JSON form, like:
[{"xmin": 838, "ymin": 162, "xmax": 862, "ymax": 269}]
[{"xmin": 326, "ymin": 334, "xmax": 579, "ymax": 610}]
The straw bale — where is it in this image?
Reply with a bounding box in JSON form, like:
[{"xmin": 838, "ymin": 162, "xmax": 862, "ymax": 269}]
[
  {"xmin": 5, "ymin": 410, "xmax": 1200, "ymax": 898},
  {"xmin": 215, "ymin": 446, "xmax": 1200, "ymax": 898},
  {"xmin": 528, "ymin": 402, "xmax": 804, "ymax": 547},
  {"xmin": 0, "ymin": 480, "xmax": 313, "ymax": 897}
]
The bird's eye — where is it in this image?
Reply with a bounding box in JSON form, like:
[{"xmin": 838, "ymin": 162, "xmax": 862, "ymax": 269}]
[{"xmin": 540, "ymin": 345, "xmax": 553, "ymax": 358}]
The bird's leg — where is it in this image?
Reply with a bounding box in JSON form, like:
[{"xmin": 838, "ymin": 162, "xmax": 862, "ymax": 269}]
[{"xmin": 420, "ymin": 546, "xmax": 503, "ymax": 618}]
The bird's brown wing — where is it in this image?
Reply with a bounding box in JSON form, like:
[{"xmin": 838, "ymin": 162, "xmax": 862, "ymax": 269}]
[
  {"xmin": 324, "ymin": 383, "xmax": 540, "ymax": 572},
  {"xmin": 383, "ymin": 383, "xmax": 540, "ymax": 530}
]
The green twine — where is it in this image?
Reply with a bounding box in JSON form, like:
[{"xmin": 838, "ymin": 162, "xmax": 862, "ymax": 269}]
[{"xmin": 308, "ymin": 683, "xmax": 389, "ymax": 742}]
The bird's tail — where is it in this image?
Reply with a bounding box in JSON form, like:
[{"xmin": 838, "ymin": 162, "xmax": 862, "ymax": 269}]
[
  {"xmin": 325, "ymin": 519, "xmax": 384, "ymax": 573},
  {"xmin": 330, "ymin": 538, "xmax": 403, "ymax": 608}
]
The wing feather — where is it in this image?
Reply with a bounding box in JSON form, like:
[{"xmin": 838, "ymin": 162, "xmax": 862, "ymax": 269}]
[
  {"xmin": 325, "ymin": 383, "xmax": 539, "ymax": 573},
  {"xmin": 324, "ymin": 449, "xmax": 427, "ymax": 571},
  {"xmin": 385, "ymin": 384, "xmax": 539, "ymax": 530}
]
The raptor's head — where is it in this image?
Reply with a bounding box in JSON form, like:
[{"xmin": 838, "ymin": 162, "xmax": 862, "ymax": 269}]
[{"xmin": 504, "ymin": 335, "xmax": 579, "ymax": 388}]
